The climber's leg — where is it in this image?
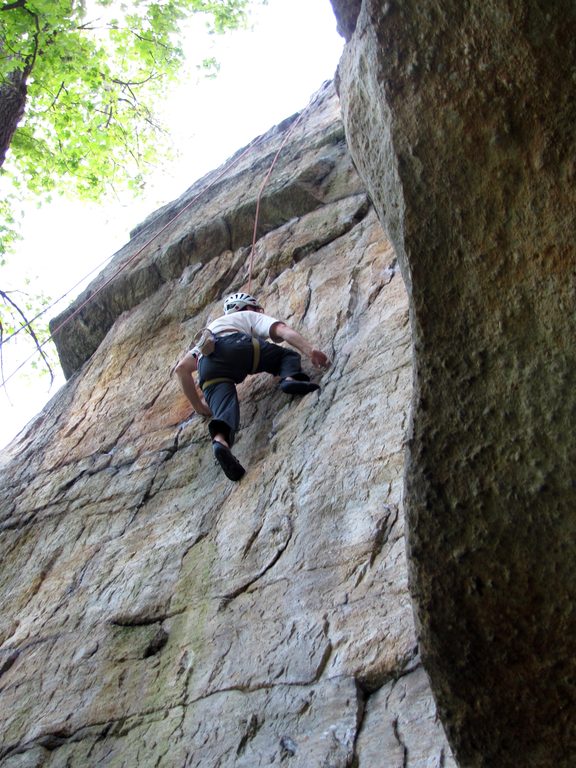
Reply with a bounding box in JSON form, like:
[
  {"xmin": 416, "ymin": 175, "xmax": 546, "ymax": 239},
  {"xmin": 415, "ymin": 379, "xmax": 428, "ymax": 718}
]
[
  {"xmin": 201, "ymin": 381, "xmax": 240, "ymax": 448},
  {"xmin": 256, "ymin": 340, "xmax": 320, "ymax": 395},
  {"xmin": 211, "ymin": 440, "xmax": 245, "ymax": 482},
  {"xmin": 279, "ymin": 378, "xmax": 320, "ymax": 395},
  {"xmin": 197, "ymin": 379, "xmax": 245, "ymax": 481}
]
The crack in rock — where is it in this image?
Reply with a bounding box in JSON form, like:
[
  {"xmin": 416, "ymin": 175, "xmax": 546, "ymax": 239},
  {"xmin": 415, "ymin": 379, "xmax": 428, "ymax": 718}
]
[{"xmin": 392, "ymin": 716, "xmax": 409, "ymax": 768}]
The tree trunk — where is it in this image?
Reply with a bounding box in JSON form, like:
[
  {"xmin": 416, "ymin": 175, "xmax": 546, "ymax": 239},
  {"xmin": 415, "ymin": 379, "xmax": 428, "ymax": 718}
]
[{"xmin": 0, "ymin": 68, "xmax": 28, "ymax": 167}]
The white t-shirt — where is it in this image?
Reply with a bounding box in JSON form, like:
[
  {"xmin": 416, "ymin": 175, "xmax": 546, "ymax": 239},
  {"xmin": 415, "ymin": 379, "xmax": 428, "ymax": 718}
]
[{"xmin": 207, "ymin": 310, "xmax": 280, "ymax": 341}]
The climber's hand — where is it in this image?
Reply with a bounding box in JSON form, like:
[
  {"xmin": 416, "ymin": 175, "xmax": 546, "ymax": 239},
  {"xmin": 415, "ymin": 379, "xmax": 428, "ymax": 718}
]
[
  {"xmin": 310, "ymin": 349, "xmax": 331, "ymax": 369},
  {"xmin": 196, "ymin": 398, "xmax": 212, "ymax": 417}
]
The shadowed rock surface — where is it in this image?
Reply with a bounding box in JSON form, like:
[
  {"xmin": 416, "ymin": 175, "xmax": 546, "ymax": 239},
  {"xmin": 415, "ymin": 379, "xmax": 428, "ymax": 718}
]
[
  {"xmin": 333, "ymin": 1, "xmax": 576, "ymax": 765},
  {"xmin": 0, "ymin": 85, "xmax": 454, "ymax": 767}
]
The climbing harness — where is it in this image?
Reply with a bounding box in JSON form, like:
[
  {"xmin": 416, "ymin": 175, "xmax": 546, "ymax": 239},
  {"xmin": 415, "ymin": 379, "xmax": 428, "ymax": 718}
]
[
  {"xmin": 190, "ymin": 328, "xmax": 216, "ymax": 358},
  {"xmin": 251, "ymin": 336, "xmax": 261, "ymax": 372},
  {"xmin": 201, "ymin": 377, "xmax": 234, "ymax": 391},
  {"xmin": 200, "ymin": 336, "xmax": 260, "ymax": 391}
]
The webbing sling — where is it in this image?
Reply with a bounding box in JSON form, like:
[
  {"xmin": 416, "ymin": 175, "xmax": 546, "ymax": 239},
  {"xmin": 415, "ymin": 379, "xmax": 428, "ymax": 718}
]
[
  {"xmin": 201, "ymin": 376, "xmax": 234, "ymax": 390},
  {"xmin": 201, "ymin": 337, "xmax": 261, "ymax": 391},
  {"xmin": 251, "ymin": 336, "xmax": 260, "ymax": 374}
]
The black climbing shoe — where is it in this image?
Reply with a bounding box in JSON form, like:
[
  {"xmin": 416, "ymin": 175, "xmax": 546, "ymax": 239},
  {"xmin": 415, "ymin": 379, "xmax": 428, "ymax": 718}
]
[
  {"xmin": 212, "ymin": 441, "xmax": 246, "ymax": 481},
  {"xmin": 280, "ymin": 379, "xmax": 320, "ymax": 395}
]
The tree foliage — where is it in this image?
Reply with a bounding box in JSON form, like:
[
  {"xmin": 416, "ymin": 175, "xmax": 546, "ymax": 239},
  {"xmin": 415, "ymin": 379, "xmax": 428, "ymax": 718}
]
[
  {"xmin": 0, "ymin": 0, "xmax": 249, "ymax": 387},
  {"xmin": 0, "ymin": 0, "xmax": 249, "ymax": 199}
]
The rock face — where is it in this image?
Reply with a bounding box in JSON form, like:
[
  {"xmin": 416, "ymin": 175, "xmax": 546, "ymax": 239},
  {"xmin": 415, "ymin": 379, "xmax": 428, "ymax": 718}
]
[
  {"xmin": 333, "ymin": 1, "xmax": 576, "ymax": 766},
  {"xmin": 0, "ymin": 85, "xmax": 455, "ymax": 766}
]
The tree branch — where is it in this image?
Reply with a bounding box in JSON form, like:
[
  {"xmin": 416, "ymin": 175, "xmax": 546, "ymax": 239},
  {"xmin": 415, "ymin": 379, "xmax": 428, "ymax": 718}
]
[
  {"xmin": 43, "ymin": 81, "xmax": 66, "ymax": 112},
  {"xmin": 0, "ymin": 319, "xmax": 8, "ymax": 402},
  {"xmin": 111, "ymin": 72, "xmax": 161, "ymax": 88},
  {"xmin": 0, "ymin": 289, "xmax": 54, "ymax": 386},
  {"xmin": 1, "ymin": 0, "xmax": 28, "ymax": 11}
]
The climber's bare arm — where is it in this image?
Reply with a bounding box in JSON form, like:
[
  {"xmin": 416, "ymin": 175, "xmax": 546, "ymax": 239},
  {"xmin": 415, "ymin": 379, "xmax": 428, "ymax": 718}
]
[
  {"xmin": 174, "ymin": 352, "xmax": 212, "ymax": 417},
  {"xmin": 271, "ymin": 322, "xmax": 331, "ymax": 369}
]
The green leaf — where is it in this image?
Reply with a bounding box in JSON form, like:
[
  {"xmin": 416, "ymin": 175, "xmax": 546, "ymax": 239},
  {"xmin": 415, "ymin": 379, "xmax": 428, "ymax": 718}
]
[{"xmin": 1, "ymin": 0, "xmax": 253, "ymax": 203}]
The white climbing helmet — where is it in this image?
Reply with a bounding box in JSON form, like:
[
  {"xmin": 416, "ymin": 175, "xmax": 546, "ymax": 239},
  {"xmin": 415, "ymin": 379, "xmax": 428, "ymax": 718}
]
[{"xmin": 223, "ymin": 292, "xmax": 261, "ymax": 314}]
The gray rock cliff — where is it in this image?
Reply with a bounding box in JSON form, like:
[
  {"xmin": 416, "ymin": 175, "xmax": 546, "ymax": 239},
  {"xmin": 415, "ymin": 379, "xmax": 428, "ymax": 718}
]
[
  {"xmin": 333, "ymin": 1, "xmax": 576, "ymax": 766},
  {"xmin": 0, "ymin": 84, "xmax": 454, "ymax": 766},
  {"xmin": 4, "ymin": 0, "xmax": 572, "ymax": 762}
]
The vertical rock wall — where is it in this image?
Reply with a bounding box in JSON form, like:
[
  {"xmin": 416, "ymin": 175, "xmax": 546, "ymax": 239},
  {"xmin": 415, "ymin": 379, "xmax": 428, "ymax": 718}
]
[
  {"xmin": 333, "ymin": 1, "xmax": 576, "ymax": 766},
  {"xmin": 0, "ymin": 86, "xmax": 454, "ymax": 767}
]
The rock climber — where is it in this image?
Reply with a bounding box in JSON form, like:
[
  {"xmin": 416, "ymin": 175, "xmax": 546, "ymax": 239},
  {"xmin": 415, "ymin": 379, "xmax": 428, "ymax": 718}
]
[{"xmin": 174, "ymin": 292, "xmax": 331, "ymax": 481}]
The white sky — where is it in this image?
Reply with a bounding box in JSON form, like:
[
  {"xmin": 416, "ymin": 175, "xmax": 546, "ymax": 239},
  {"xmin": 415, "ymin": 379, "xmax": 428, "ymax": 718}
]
[{"xmin": 0, "ymin": 0, "xmax": 344, "ymax": 450}]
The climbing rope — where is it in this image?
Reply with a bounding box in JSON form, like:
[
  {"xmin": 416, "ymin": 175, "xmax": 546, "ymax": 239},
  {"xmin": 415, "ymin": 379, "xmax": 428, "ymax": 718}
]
[
  {"xmin": 1, "ymin": 252, "xmax": 118, "ymax": 347},
  {"xmin": 1, "ymin": 140, "xmax": 263, "ymax": 387},
  {"xmin": 2, "ymin": 101, "xmax": 312, "ymax": 387},
  {"xmin": 247, "ymin": 105, "xmax": 310, "ymax": 293}
]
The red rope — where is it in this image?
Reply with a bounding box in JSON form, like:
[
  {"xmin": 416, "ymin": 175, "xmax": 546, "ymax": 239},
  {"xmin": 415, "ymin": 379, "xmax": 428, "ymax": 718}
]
[
  {"xmin": 3, "ymin": 101, "xmax": 311, "ymax": 386},
  {"xmin": 247, "ymin": 106, "xmax": 309, "ymax": 293},
  {"xmin": 2, "ymin": 139, "xmax": 259, "ymax": 387}
]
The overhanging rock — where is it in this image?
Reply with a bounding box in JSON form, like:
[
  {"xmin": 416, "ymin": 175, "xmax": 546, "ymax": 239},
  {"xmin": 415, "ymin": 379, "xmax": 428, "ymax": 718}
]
[
  {"xmin": 333, "ymin": 1, "xmax": 576, "ymax": 765},
  {"xmin": 50, "ymin": 85, "xmax": 354, "ymax": 379}
]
